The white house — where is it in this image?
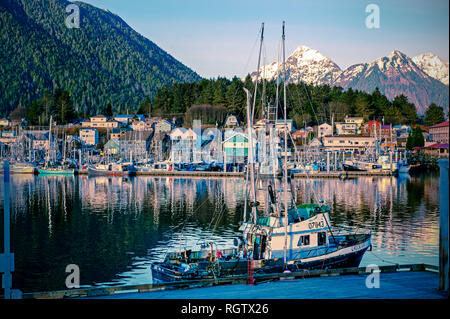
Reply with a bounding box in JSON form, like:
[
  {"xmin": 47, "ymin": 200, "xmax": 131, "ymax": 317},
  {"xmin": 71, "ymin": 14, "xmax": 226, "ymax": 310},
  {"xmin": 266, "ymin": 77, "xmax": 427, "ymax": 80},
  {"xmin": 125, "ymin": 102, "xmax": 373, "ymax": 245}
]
[
  {"xmin": 323, "ymin": 136, "xmax": 375, "ymax": 151},
  {"xmin": 317, "ymin": 123, "xmax": 333, "ymax": 138},
  {"xmin": 131, "ymin": 119, "xmax": 153, "ymax": 131},
  {"xmin": 224, "ymin": 115, "xmax": 240, "ymax": 127},
  {"xmin": 82, "ymin": 115, "xmax": 119, "ymax": 129},
  {"xmin": 79, "ymin": 128, "xmax": 99, "ymax": 146},
  {"xmin": 170, "ymin": 128, "xmax": 201, "ymax": 163},
  {"xmin": 335, "ymin": 116, "xmax": 364, "ymax": 135}
]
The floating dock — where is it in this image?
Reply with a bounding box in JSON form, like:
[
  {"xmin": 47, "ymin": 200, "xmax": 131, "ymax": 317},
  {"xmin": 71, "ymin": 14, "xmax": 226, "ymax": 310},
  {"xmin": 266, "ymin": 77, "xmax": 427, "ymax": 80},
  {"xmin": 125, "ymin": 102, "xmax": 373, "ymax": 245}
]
[
  {"xmin": 75, "ymin": 170, "xmax": 396, "ymax": 178},
  {"xmin": 18, "ymin": 264, "xmax": 446, "ymax": 299}
]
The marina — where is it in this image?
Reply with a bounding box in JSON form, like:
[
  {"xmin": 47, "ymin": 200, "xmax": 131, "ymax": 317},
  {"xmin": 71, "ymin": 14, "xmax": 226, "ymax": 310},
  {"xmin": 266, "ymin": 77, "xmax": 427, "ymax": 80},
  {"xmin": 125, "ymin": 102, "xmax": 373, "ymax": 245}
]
[{"xmin": 1, "ymin": 3, "xmax": 448, "ymax": 304}]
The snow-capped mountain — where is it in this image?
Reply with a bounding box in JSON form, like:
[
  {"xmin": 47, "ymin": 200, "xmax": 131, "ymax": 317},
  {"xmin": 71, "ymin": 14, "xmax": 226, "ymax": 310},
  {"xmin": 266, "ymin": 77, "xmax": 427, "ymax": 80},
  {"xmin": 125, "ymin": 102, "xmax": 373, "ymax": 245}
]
[
  {"xmin": 412, "ymin": 53, "xmax": 449, "ymax": 86},
  {"xmin": 247, "ymin": 46, "xmax": 449, "ymax": 115},
  {"xmin": 248, "ymin": 45, "xmax": 341, "ymax": 86},
  {"xmin": 333, "ymin": 50, "xmax": 449, "ymax": 115}
]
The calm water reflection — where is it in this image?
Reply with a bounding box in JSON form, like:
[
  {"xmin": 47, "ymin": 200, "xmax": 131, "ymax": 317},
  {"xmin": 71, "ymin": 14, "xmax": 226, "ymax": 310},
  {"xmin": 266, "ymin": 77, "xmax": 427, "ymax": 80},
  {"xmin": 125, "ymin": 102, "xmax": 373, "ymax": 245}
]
[{"xmin": 0, "ymin": 172, "xmax": 440, "ymax": 292}]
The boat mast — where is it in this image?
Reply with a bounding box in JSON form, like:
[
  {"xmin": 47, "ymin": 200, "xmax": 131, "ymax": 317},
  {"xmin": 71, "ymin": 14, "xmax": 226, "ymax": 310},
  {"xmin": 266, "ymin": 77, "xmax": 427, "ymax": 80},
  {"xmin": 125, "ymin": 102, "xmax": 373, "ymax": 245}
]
[
  {"xmin": 244, "ymin": 88, "xmax": 258, "ymax": 223},
  {"xmin": 46, "ymin": 116, "xmax": 53, "ymax": 168},
  {"xmin": 252, "ymin": 23, "xmax": 264, "ymax": 122},
  {"xmin": 282, "ymin": 21, "xmax": 289, "ymax": 266}
]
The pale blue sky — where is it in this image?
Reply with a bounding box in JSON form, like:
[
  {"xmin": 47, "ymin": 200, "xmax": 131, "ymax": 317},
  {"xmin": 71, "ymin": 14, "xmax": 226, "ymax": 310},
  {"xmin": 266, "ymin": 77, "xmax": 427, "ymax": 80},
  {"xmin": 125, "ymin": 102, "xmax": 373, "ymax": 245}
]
[{"xmin": 80, "ymin": 0, "xmax": 449, "ymax": 79}]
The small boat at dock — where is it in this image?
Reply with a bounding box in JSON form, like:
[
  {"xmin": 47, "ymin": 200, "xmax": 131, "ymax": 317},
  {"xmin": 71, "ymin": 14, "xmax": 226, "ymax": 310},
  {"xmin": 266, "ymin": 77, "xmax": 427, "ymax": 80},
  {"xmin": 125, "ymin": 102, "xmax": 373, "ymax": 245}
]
[{"xmin": 88, "ymin": 162, "xmax": 136, "ymax": 176}]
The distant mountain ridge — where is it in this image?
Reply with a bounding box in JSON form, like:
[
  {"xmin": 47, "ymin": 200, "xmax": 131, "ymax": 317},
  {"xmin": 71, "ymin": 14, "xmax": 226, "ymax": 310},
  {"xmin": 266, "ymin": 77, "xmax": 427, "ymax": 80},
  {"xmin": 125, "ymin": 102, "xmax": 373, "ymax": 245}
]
[
  {"xmin": 249, "ymin": 45, "xmax": 449, "ymax": 115},
  {"xmin": 0, "ymin": 0, "xmax": 201, "ymax": 116},
  {"xmin": 412, "ymin": 53, "xmax": 449, "ymax": 86}
]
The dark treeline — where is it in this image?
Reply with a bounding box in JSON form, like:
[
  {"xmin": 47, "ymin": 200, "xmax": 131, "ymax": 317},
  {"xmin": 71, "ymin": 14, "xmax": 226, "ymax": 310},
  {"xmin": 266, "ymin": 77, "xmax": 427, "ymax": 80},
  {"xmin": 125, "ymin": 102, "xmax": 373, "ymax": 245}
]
[
  {"xmin": 8, "ymin": 76, "xmax": 447, "ymax": 129},
  {"xmin": 150, "ymin": 75, "xmax": 444, "ymax": 127}
]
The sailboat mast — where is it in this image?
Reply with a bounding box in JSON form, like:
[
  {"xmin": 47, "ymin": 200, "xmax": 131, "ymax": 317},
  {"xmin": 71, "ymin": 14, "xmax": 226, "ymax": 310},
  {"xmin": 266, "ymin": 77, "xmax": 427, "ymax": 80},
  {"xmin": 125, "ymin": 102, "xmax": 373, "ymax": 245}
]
[
  {"xmin": 244, "ymin": 88, "xmax": 257, "ymax": 223},
  {"xmin": 282, "ymin": 21, "xmax": 289, "ymax": 266},
  {"xmin": 46, "ymin": 116, "xmax": 52, "ymax": 167},
  {"xmin": 252, "ymin": 23, "xmax": 264, "ymax": 121}
]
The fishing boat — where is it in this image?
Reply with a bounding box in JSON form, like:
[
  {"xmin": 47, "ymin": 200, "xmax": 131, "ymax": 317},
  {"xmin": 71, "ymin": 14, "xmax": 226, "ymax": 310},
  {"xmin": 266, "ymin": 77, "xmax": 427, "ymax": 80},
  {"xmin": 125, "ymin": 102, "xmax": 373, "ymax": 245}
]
[
  {"xmin": 10, "ymin": 162, "xmax": 37, "ymax": 174},
  {"xmin": 377, "ymin": 154, "xmax": 398, "ymax": 172},
  {"xmin": 136, "ymin": 161, "xmax": 173, "ymax": 173},
  {"xmin": 151, "ymin": 22, "xmax": 371, "ymax": 283},
  {"xmin": 38, "ymin": 166, "xmax": 75, "ymax": 175},
  {"xmin": 343, "ymin": 160, "xmax": 382, "ymax": 172},
  {"xmin": 88, "ymin": 162, "xmax": 136, "ymax": 176}
]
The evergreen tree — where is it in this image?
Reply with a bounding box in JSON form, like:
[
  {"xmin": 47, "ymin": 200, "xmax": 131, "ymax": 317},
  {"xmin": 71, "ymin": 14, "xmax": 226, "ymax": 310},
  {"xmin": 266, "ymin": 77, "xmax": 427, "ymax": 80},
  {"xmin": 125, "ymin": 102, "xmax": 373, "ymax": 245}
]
[
  {"xmin": 424, "ymin": 103, "xmax": 445, "ymax": 127},
  {"xmin": 104, "ymin": 103, "xmax": 113, "ymax": 117},
  {"xmin": 137, "ymin": 97, "xmax": 152, "ymax": 116}
]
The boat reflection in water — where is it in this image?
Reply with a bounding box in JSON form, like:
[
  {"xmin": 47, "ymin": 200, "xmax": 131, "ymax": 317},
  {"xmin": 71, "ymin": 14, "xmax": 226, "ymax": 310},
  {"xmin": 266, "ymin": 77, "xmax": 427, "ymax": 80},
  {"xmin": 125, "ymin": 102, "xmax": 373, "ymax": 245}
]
[{"xmin": 1, "ymin": 171, "xmax": 440, "ymax": 292}]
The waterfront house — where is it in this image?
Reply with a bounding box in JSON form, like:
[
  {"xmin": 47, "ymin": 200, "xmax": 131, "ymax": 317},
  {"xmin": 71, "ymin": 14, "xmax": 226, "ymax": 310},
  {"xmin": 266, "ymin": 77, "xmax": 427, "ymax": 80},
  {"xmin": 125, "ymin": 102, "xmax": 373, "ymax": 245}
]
[
  {"xmin": 380, "ymin": 125, "xmax": 392, "ymax": 140},
  {"xmin": 153, "ymin": 118, "xmax": 175, "ymax": 134},
  {"xmin": 292, "ymin": 128, "xmax": 310, "ymax": 144},
  {"xmin": 170, "ymin": 128, "xmax": 200, "ymax": 163},
  {"xmin": 224, "ymin": 114, "xmax": 241, "ymax": 128},
  {"xmin": 23, "ymin": 131, "xmax": 52, "ymax": 151},
  {"xmin": 223, "ymin": 131, "xmax": 249, "ymax": 164},
  {"xmin": 275, "ymin": 119, "xmax": 294, "ymax": 133},
  {"xmin": 131, "ymin": 119, "xmax": 153, "ymax": 131},
  {"xmin": 79, "ymin": 128, "xmax": 99, "ymax": 146},
  {"xmin": 335, "ymin": 116, "xmax": 364, "ymax": 135},
  {"xmin": 119, "ymin": 130, "xmax": 153, "ymax": 160},
  {"xmin": 317, "ymin": 123, "xmax": 333, "ymax": 138},
  {"xmin": 0, "ymin": 118, "xmax": 11, "ymax": 127},
  {"xmin": 423, "ymin": 143, "xmax": 449, "ymax": 158},
  {"xmin": 114, "ymin": 114, "xmax": 145, "ymax": 126},
  {"xmin": 322, "ymin": 135, "xmax": 376, "ymax": 152},
  {"xmin": 110, "ymin": 127, "xmax": 131, "ymax": 139},
  {"xmin": 362, "ymin": 120, "xmax": 381, "ymax": 137},
  {"xmin": 82, "ymin": 115, "xmax": 119, "ymax": 129},
  {"xmin": 429, "ymin": 120, "xmax": 449, "ymax": 144},
  {"xmin": 0, "ymin": 130, "xmax": 18, "ymax": 146}
]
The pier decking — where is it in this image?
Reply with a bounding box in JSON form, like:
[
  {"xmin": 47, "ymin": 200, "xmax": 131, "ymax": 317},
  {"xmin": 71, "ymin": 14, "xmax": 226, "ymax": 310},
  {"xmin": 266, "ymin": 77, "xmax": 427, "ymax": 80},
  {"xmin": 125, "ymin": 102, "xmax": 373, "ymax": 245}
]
[{"xmin": 19, "ymin": 264, "xmax": 446, "ymax": 299}]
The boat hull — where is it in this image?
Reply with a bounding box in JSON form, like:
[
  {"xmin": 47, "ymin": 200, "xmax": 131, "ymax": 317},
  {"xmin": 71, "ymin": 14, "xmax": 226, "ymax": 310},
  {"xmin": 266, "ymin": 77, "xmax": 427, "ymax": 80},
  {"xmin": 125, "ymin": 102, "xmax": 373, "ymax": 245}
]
[
  {"xmin": 10, "ymin": 166, "xmax": 37, "ymax": 174},
  {"xmin": 87, "ymin": 168, "xmax": 135, "ymax": 176},
  {"xmin": 38, "ymin": 169, "xmax": 75, "ymax": 175},
  {"xmin": 150, "ymin": 237, "xmax": 370, "ymax": 283},
  {"xmin": 342, "ymin": 164, "xmax": 365, "ymax": 172}
]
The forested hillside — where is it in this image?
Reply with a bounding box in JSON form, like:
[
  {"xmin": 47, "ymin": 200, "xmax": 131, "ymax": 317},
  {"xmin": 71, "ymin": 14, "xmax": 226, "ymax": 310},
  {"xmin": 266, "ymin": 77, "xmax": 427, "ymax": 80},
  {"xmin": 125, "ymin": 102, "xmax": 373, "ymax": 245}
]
[{"xmin": 0, "ymin": 0, "xmax": 201, "ymax": 117}]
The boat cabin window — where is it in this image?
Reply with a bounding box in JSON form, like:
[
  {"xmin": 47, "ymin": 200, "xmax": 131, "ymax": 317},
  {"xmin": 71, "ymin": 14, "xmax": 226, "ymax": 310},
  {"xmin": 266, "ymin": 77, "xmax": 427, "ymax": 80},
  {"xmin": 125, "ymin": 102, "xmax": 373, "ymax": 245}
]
[
  {"xmin": 297, "ymin": 235, "xmax": 310, "ymax": 247},
  {"xmin": 317, "ymin": 232, "xmax": 327, "ymax": 246}
]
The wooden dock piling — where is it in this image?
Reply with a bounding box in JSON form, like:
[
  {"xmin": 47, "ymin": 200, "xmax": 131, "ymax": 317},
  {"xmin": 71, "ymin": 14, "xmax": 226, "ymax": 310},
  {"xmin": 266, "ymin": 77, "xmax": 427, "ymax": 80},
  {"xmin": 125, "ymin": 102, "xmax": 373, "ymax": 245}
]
[{"xmin": 439, "ymin": 158, "xmax": 449, "ymax": 293}]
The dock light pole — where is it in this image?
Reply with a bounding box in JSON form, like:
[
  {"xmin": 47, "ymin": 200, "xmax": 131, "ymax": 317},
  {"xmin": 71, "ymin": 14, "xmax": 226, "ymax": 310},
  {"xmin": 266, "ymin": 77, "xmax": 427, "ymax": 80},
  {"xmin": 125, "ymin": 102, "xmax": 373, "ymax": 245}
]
[
  {"xmin": 1, "ymin": 161, "xmax": 14, "ymax": 299},
  {"xmin": 439, "ymin": 158, "xmax": 449, "ymax": 294}
]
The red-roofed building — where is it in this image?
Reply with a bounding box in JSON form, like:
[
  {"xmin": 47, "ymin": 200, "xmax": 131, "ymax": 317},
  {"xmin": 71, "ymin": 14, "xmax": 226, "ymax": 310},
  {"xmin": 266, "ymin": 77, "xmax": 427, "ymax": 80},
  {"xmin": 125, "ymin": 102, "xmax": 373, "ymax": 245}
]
[
  {"xmin": 423, "ymin": 143, "xmax": 449, "ymax": 158},
  {"xmin": 362, "ymin": 120, "xmax": 381, "ymax": 137},
  {"xmin": 429, "ymin": 121, "xmax": 449, "ymax": 144}
]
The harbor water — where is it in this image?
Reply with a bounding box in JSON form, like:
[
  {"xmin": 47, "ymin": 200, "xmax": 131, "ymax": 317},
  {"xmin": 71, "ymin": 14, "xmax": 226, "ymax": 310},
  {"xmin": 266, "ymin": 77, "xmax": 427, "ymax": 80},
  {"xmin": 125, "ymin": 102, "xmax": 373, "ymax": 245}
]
[{"xmin": 0, "ymin": 172, "xmax": 440, "ymax": 293}]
